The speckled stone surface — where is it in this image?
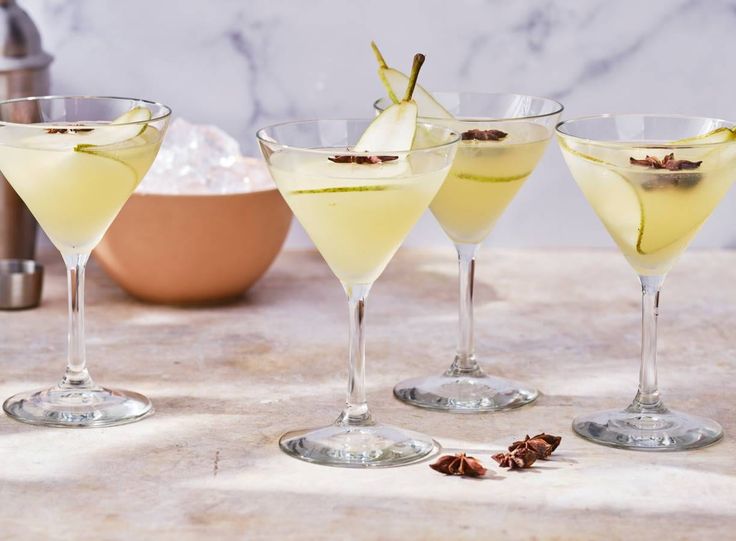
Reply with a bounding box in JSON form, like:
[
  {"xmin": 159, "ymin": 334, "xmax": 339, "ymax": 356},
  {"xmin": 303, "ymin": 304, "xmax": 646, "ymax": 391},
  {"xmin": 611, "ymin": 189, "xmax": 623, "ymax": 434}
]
[{"xmin": 0, "ymin": 247, "xmax": 734, "ymax": 540}]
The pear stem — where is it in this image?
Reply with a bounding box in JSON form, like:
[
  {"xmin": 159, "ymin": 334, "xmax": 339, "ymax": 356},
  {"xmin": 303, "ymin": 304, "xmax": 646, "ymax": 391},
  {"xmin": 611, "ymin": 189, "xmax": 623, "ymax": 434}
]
[
  {"xmin": 370, "ymin": 41, "xmax": 388, "ymax": 69},
  {"xmin": 403, "ymin": 53, "xmax": 425, "ymax": 102}
]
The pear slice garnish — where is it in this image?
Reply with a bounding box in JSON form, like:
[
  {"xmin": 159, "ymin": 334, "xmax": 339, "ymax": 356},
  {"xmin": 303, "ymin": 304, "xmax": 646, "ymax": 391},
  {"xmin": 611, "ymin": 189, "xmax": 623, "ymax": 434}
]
[
  {"xmin": 371, "ymin": 42, "xmax": 453, "ymax": 119},
  {"xmin": 291, "ymin": 185, "xmax": 393, "ymax": 195},
  {"xmin": 457, "ymin": 171, "xmax": 531, "ymax": 183},
  {"xmin": 672, "ymin": 126, "xmax": 736, "ymax": 145},
  {"xmin": 111, "ymin": 106, "xmax": 152, "ymax": 126},
  {"xmin": 74, "ymin": 106, "xmax": 153, "ymax": 151},
  {"xmin": 354, "ymin": 53, "xmax": 427, "ymax": 153},
  {"xmin": 353, "ymin": 100, "xmax": 417, "ymax": 152}
]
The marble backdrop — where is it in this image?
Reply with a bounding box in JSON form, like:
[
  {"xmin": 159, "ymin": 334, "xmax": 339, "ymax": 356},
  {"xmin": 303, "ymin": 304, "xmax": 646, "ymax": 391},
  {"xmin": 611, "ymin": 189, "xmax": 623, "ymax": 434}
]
[{"xmin": 22, "ymin": 0, "xmax": 736, "ymax": 249}]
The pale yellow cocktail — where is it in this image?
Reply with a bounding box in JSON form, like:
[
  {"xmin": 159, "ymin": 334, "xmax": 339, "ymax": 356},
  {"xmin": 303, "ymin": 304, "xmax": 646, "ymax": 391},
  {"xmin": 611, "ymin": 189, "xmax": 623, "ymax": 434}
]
[
  {"xmin": 431, "ymin": 122, "xmax": 549, "ymax": 244},
  {"xmin": 269, "ymin": 151, "xmax": 449, "ymax": 286},
  {"xmin": 560, "ymin": 134, "xmax": 736, "ymax": 275},
  {"xmin": 0, "ymin": 122, "xmax": 161, "ymax": 255}
]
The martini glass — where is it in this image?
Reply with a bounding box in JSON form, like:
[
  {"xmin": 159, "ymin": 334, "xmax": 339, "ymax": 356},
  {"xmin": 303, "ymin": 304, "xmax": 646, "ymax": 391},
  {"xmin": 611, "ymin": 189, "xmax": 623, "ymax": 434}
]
[
  {"xmin": 257, "ymin": 119, "xmax": 459, "ymax": 467},
  {"xmin": 0, "ymin": 96, "xmax": 171, "ymax": 427},
  {"xmin": 557, "ymin": 113, "xmax": 736, "ymax": 450},
  {"xmin": 377, "ymin": 93, "xmax": 563, "ymax": 412}
]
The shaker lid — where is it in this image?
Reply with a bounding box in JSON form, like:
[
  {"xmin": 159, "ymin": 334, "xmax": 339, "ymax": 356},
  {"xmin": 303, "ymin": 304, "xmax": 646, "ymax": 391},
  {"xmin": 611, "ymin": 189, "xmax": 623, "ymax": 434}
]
[{"xmin": 0, "ymin": 0, "xmax": 52, "ymax": 72}]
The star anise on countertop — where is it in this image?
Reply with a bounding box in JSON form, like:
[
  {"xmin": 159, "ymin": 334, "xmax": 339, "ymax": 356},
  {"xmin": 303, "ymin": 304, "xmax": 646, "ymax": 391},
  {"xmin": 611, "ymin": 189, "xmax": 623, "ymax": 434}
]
[
  {"xmin": 461, "ymin": 129, "xmax": 508, "ymax": 141},
  {"xmin": 629, "ymin": 153, "xmax": 701, "ymax": 171},
  {"xmin": 429, "ymin": 452, "xmax": 487, "ymax": 477},
  {"xmin": 328, "ymin": 154, "xmax": 398, "ymax": 164},
  {"xmin": 492, "ymin": 432, "xmax": 562, "ymax": 469},
  {"xmin": 492, "ymin": 447, "xmax": 538, "ymax": 469},
  {"xmin": 508, "ymin": 433, "xmax": 562, "ymax": 460}
]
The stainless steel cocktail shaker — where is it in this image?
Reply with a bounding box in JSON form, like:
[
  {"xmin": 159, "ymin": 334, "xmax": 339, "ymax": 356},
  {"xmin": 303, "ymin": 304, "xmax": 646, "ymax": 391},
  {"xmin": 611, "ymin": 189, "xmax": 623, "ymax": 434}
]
[{"xmin": 0, "ymin": 0, "xmax": 52, "ymax": 260}]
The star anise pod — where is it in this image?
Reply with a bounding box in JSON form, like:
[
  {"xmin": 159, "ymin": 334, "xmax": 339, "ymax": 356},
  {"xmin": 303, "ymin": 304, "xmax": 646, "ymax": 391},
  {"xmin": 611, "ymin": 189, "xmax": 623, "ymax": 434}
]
[
  {"xmin": 509, "ymin": 433, "xmax": 562, "ymax": 459},
  {"xmin": 45, "ymin": 127, "xmax": 94, "ymax": 134},
  {"xmin": 492, "ymin": 447, "xmax": 538, "ymax": 469},
  {"xmin": 461, "ymin": 129, "xmax": 508, "ymax": 141},
  {"xmin": 429, "ymin": 452, "xmax": 487, "ymax": 477},
  {"xmin": 509, "ymin": 435, "xmax": 553, "ymax": 459},
  {"xmin": 530, "ymin": 432, "xmax": 561, "ymax": 452},
  {"xmin": 629, "ymin": 153, "xmax": 701, "ymax": 171},
  {"xmin": 328, "ymin": 154, "xmax": 398, "ymax": 164}
]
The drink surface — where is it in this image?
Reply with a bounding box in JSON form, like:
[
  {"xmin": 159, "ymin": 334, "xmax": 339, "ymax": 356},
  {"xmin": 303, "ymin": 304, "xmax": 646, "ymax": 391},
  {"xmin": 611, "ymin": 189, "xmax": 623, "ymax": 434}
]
[
  {"xmin": 269, "ymin": 150, "xmax": 449, "ymax": 286},
  {"xmin": 560, "ymin": 139, "xmax": 736, "ymax": 275},
  {"xmin": 0, "ymin": 122, "xmax": 161, "ymax": 255},
  {"xmin": 430, "ymin": 122, "xmax": 550, "ymax": 244}
]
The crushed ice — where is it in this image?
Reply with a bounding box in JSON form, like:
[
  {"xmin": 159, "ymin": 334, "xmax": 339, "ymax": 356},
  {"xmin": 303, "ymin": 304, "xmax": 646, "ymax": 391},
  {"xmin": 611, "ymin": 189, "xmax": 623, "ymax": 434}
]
[{"xmin": 137, "ymin": 118, "xmax": 274, "ymax": 195}]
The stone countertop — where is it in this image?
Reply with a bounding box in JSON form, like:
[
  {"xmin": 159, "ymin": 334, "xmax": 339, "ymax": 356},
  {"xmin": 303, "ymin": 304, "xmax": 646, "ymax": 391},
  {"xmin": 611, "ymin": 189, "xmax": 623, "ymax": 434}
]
[{"xmin": 0, "ymin": 247, "xmax": 734, "ymax": 541}]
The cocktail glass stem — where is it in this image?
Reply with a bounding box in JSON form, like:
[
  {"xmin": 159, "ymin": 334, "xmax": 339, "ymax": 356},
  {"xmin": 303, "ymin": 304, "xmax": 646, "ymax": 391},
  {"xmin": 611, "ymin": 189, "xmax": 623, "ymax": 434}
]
[
  {"xmin": 61, "ymin": 253, "xmax": 93, "ymax": 389},
  {"xmin": 571, "ymin": 272, "xmax": 722, "ymax": 450},
  {"xmin": 627, "ymin": 275, "xmax": 666, "ymax": 414},
  {"xmin": 393, "ymin": 241, "xmax": 538, "ymax": 411},
  {"xmin": 337, "ymin": 283, "xmax": 374, "ymax": 426},
  {"xmin": 3, "ymin": 247, "xmax": 153, "ymax": 426},
  {"xmin": 572, "ymin": 268, "xmax": 723, "ymax": 451},
  {"xmin": 278, "ymin": 281, "xmax": 437, "ymax": 466},
  {"xmin": 447, "ymin": 242, "xmax": 482, "ymax": 376}
]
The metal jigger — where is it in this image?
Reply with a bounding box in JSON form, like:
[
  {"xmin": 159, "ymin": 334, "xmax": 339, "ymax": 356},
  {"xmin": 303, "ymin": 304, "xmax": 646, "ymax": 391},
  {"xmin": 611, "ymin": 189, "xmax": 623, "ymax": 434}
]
[{"xmin": 0, "ymin": 0, "xmax": 51, "ymax": 309}]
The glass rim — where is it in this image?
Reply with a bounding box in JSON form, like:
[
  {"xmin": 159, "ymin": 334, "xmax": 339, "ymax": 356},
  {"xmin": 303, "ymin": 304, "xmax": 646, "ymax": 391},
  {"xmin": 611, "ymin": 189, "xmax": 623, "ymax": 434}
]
[
  {"xmin": 255, "ymin": 118, "xmax": 461, "ymax": 156},
  {"xmin": 0, "ymin": 95, "xmax": 172, "ymax": 129},
  {"xmin": 556, "ymin": 113, "xmax": 736, "ymax": 149},
  {"xmin": 373, "ymin": 92, "xmax": 564, "ymax": 122}
]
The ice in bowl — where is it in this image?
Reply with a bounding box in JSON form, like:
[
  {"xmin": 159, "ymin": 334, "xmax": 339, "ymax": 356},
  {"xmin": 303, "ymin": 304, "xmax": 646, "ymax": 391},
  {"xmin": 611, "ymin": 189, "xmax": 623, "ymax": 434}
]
[{"xmin": 138, "ymin": 117, "xmax": 275, "ymax": 195}]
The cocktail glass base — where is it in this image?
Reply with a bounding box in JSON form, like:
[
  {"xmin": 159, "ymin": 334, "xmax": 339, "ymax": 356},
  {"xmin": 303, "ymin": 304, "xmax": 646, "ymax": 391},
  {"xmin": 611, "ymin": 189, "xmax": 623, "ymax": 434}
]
[
  {"xmin": 393, "ymin": 373, "xmax": 538, "ymax": 412},
  {"xmin": 279, "ymin": 423, "xmax": 439, "ymax": 468},
  {"xmin": 3, "ymin": 385, "xmax": 153, "ymax": 428},
  {"xmin": 572, "ymin": 408, "xmax": 723, "ymax": 451}
]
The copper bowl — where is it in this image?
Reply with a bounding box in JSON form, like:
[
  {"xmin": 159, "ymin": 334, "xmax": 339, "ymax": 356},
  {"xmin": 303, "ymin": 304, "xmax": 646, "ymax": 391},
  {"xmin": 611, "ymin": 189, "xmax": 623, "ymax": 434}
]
[{"xmin": 94, "ymin": 189, "xmax": 291, "ymax": 304}]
